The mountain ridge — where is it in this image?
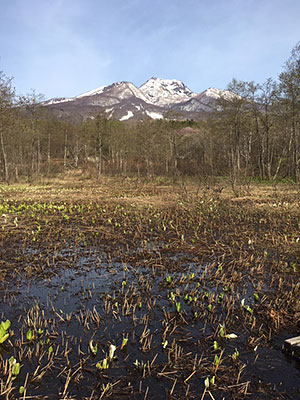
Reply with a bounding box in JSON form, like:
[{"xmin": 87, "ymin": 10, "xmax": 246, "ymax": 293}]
[{"xmin": 43, "ymin": 78, "xmax": 233, "ymax": 122}]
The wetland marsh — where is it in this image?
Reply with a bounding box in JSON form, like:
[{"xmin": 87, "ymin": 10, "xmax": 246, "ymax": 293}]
[{"xmin": 0, "ymin": 178, "xmax": 299, "ymax": 399}]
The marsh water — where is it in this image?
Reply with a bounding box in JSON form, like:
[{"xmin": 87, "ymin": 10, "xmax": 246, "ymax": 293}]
[{"xmin": 1, "ymin": 241, "xmax": 299, "ymax": 399}]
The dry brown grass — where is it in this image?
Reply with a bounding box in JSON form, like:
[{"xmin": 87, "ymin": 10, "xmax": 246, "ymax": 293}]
[{"xmin": 1, "ymin": 173, "xmax": 299, "ymax": 214}]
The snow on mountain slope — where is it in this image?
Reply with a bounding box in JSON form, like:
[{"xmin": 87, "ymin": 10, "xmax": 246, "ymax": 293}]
[
  {"xmin": 43, "ymin": 97, "xmax": 74, "ymax": 105},
  {"xmin": 173, "ymin": 97, "xmax": 215, "ymax": 113},
  {"xmin": 139, "ymin": 77, "xmax": 196, "ymax": 107},
  {"xmin": 145, "ymin": 111, "xmax": 163, "ymax": 119},
  {"xmin": 119, "ymin": 111, "xmax": 134, "ymax": 121},
  {"xmin": 173, "ymin": 87, "xmax": 238, "ymax": 113},
  {"xmin": 198, "ymin": 88, "xmax": 237, "ymax": 102},
  {"xmin": 45, "ymin": 81, "xmax": 148, "ymax": 107},
  {"xmin": 43, "ymin": 78, "xmax": 237, "ymax": 122},
  {"xmin": 97, "ymin": 81, "xmax": 149, "ymax": 103},
  {"xmin": 75, "ymin": 85, "xmax": 106, "ymax": 98}
]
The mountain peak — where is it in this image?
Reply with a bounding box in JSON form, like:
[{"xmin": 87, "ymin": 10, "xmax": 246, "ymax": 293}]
[
  {"xmin": 139, "ymin": 77, "xmax": 196, "ymax": 107},
  {"xmin": 145, "ymin": 77, "xmax": 184, "ymax": 84},
  {"xmin": 199, "ymin": 87, "xmax": 237, "ymax": 100},
  {"xmin": 75, "ymin": 81, "xmax": 149, "ymax": 104}
]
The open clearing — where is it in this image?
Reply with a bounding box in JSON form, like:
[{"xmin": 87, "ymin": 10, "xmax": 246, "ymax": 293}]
[{"xmin": 0, "ymin": 178, "xmax": 299, "ymax": 399}]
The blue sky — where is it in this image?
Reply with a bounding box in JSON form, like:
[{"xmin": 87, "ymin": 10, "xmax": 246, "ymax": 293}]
[{"xmin": 1, "ymin": 0, "xmax": 300, "ymax": 100}]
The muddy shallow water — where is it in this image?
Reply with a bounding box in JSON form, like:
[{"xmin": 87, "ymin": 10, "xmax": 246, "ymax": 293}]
[
  {"xmin": 1, "ymin": 242, "xmax": 299, "ymax": 400},
  {"xmin": 0, "ymin": 193, "xmax": 299, "ymax": 399}
]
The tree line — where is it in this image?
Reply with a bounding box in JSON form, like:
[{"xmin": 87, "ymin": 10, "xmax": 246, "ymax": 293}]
[{"xmin": 0, "ymin": 43, "xmax": 300, "ymax": 183}]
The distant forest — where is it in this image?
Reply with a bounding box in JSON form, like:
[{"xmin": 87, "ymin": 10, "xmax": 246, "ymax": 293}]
[{"xmin": 0, "ymin": 42, "xmax": 300, "ymax": 184}]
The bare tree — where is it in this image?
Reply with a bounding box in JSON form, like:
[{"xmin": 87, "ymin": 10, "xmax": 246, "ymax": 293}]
[
  {"xmin": 0, "ymin": 72, "xmax": 16, "ymax": 183},
  {"xmin": 279, "ymin": 42, "xmax": 300, "ymax": 182}
]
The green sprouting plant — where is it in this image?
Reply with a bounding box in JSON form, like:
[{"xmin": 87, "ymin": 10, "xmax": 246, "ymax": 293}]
[
  {"xmin": 26, "ymin": 329, "xmax": 33, "ymax": 342},
  {"xmin": 232, "ymin": 348, "xmax": 239, "ymax": 361},
  {"xmin": 253, "ymin": 292, "xmax": 259, "ymax": 302},
  {"xmin": 185, "ymin": 294, "xmax": 193, "ymax": 303},
  {"xmin": 189, "ymin": 273, "xmax": 195, "ymax": 280},
  {"xmin": 162, "ymin": 340, "xmax": 168, "ymax": 349},
  {"xmin": 133, "ymin": 359, "xmax": 146, "ymax": 371},
  {"xmin": 37, "ymin": 328, "xmax": 43, "ymax": 336},
  {"xmin": 120, "ymin": 337, "xmax": 128, "ymax": 350},
  {"xmin": 213, "ymin": 341, "xmax": 218, "ymax": 351},
  {"xmin": 204, "ymin": 376, "xmax": 209, "ymax": 389},
  {"xmin": 165, "ymin": 275, "xmax": 172, "ymax": 284},
  {"xmin": 207, "ymin": 304, "xmax": 213, "ymax": 313},
  {"xmin": 168, "ymin": 291, "xmax": 175, "ymax": 302},
  {"xmin": 290, "ymin": 262, "xmax": 297, "ymax": 272},
  {"xmin": 0, "ymin": 319, "xmax": 10, "ymax": 344},
  {"xmin": 96, "ymin": 358, "xmax": 108, "ymax": 370},
  {"xmin": 175, "ymin": 302, "xmax": 181, "ymax": 313},
  {"xmin": 8, "ymin": 356, "xmax": 15, "ymax": 367},
  {"xmin": 12, "ymin": 362, "xmax": 20, "ymax": 377},
  {"xmin": 244, "ymin": 305, "xmax": 253, "ymax": 314},
  {"xmin": 89, "ymin": 340, "xmax": 98, "ymax": 355},
  {"xmin": 219, "ymin": 324, "xmax": 225, "ymax": 338},
  {"xmin": 213, "ymin": 354, "xmax": 220, "ymax": 367},
  {"xmin": 19, "ymin": 386, "xmax": 25, "ymax": 395},
  {"xmin": 9, "ymin": 357, "xmax": 21, "ymax": 379}
]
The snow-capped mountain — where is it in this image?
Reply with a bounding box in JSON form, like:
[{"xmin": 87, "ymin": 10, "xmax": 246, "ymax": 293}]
[
  {"xmin": 139, "ymin": 77, "xmax": 196, "ymax": 107},
  {"xmin": 43, "ymin": 78, "xmax": 234, "ymax": 122},
  {"xmin": 200, "ymin": 88, "xmax": 237, "ymax": 101},
  {"xmin": 172, "ymin": 88, "xmax": 237, "ymax": 113},
  {"xmin": 92, "ymin": 81, "xmax": 149, "ymax": 103},
  {"xmin": 72, "ymin": 81, "xmax": 149, "ymax": 107}
]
